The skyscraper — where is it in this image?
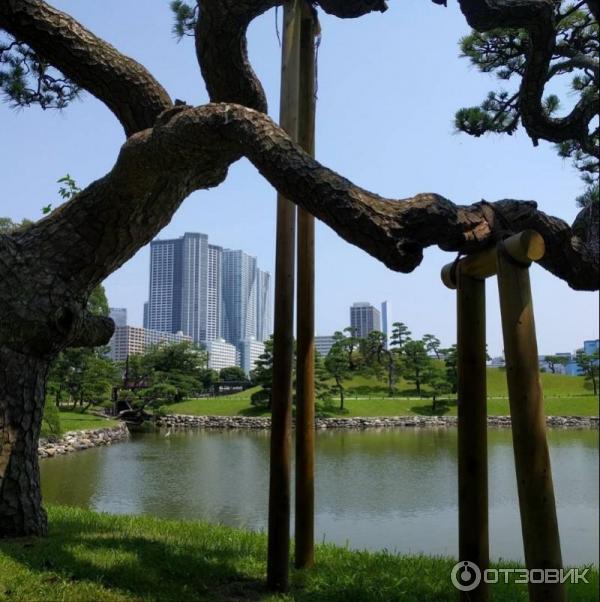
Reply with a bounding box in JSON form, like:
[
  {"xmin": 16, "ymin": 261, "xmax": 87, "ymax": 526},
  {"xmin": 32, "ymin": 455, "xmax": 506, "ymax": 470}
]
[
  {"xmin": 256, "ymin": 268, "xmax": 272, "ymax": 342},
  {"xmin": 381, "ymin": 301, "xmax": 389, "ymax": 348},
  {"xmin": 221, "ymin": 249, "xmax": 257, "ymax": 345},
  {"xmin": 146, "ymin": 233, "xmax": 220, "ymax": 344},
  {"xmin": 207, "ymin": 244, "xmax": 222, "ymax": 341},
  {"xmin": 146, "ymin": 233, "xmax": 270, "ymax": 351},
  {"xmin": 350, "ymin": 302, "xmax": 381, "ymax": 338}
]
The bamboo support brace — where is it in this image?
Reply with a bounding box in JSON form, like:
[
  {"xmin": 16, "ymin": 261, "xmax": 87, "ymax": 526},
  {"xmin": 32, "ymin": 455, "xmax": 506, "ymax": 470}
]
[{"xmin": 441, "ymin": 230, "xmax": 546, "ymax": 289}]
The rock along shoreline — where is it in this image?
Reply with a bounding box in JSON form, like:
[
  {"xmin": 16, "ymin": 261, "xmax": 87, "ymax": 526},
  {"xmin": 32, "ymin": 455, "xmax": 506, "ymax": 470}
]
[
  {"xmin": 156, "ymin": 414, "xmax": 599, "ymax": 430},
  {"xmin": 38, "ymin": 423, "xmax": 129, "ymax": 459},
  {"xmin": 37, "ymin": 415, "xmax": 597, "ymax": 459}
]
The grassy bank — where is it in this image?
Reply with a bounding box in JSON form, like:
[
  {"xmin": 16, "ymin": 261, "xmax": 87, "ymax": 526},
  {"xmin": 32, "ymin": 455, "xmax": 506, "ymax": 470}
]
[
  {"xmin": 0, "ymin": 506, "xmax": 596, "ymax": 601},
  {"xmin": 41, "ymin": 410, "xmax": 120, "ymax": 439},
  {"xmin": 58, "ymin": 411, "xmax": 119, "ymax": 433},
  {"xmin": 169, "ymin": 369, "xmax": 599, "ymax": 418}
]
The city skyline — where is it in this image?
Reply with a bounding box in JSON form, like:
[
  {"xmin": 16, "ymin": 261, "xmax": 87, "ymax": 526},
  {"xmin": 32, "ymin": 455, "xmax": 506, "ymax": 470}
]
[{"xmin": 144, "ymin": 232, "xmax": 271, "ymax": 347}]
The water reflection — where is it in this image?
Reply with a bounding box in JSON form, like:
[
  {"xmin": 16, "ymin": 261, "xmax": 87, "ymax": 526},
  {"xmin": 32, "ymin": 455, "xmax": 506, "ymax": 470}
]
[{"xmin": 41, "ymin": 427, "xmax": 599, "ymax": 565}]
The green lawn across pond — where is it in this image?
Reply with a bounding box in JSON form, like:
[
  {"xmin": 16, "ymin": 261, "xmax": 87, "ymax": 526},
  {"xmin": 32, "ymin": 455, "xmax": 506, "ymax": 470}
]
[
  {"xmin": 0, "ymin": 506, "xmax": 596, "ymax": 602},
  {"xmin": 58, "ymin": 411, "xmax": 119, "ymax": 434},
  {"xmin": 169, "ymin": 369, "xmax": 599, "ymax": 418}
]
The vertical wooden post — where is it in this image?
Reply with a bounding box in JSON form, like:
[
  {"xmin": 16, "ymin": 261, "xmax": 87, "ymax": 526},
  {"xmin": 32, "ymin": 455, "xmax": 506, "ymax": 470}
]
[
  {"xmin": 295, "ymin": 3, "xmax": 317, "ymax": 570},
  {"xmin": 267, "ymin": 0, "xmax": 301, "ymax": 592},
  {"xmin": 457, "ymin": 269, "xmax": 489, "ymax": 602},
  {"xmin": 496, "ymin": 248, "xmax": 565, "ymax": 602}
]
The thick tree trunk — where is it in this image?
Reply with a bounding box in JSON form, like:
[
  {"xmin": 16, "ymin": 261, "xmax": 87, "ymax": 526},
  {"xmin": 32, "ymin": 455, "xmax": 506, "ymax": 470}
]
[{"xmin": 0, "ymin": 348, "xmax": 48, "ymax": 537}]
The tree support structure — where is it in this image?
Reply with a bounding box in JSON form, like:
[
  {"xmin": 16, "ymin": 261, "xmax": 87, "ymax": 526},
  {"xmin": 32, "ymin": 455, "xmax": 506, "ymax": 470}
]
[
  {"xmin": 442, "ymin": 230, "xmax": 565, "ymax": 602},
  {"xmin": 295, "ymin": 2, "xmax": 318, "ymax": 572}
]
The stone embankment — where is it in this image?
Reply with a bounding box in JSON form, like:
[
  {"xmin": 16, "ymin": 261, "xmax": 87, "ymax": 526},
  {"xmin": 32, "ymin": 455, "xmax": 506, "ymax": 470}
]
[
  {"xmin": 155, "ymin": 414, "xmax": 598, "ymax": 430},
  {"xmin": 38, "ymin": 423, "xmax": 129, "ymax": 458}
]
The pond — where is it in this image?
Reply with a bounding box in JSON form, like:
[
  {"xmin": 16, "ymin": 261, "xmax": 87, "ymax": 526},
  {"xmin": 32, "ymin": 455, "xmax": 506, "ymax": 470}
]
[{"xmin": 41, "ymin": 427, "xmax": 599, "ymax": 566}]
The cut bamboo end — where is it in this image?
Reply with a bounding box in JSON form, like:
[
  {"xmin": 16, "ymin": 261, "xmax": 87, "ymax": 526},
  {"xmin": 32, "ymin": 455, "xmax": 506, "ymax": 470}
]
[
  {"xmin": 441, "ymin": 263, "xmax": 457, "ymax": 290},
  {"xmin": 441, "ymin": 230, "xmax": 545, "ymax": 289},
  {"xmin": 502, "ymin": 230, "xmax": 545, "ymax": 265}
]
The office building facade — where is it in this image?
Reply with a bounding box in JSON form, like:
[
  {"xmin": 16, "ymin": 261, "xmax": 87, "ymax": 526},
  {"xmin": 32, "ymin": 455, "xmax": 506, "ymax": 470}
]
[
  {"xmin": 207, "ymin": 338, "xmax": 238, "ymax": 371},
  {"xmin": 256, "ymin": 269, "xmax": 272, "ymax": 342},
  {"xmin": 350, "ymin": 302, "xmax": 381, "ymax": 338},
  {"xmin": 109, "ymin": 326, "xmax": 192, "ymax": 362},
  {"xmin": 221, "ymin": 249, "xmax": 257, "ymax": 345},
  {"xmin": 238, "ymin": 338, "xmax": 265, "ymax": 376},
  {"xmin": 146, "ymin": 232, "xmax": 271, "ymax": 357},
  {"xmin": 381, "ymin": 301, "xmax": 389, "ymax": 348},
  {"xmin": 315, "ymin": 335, "xmax": 336, "ymax": 357}
]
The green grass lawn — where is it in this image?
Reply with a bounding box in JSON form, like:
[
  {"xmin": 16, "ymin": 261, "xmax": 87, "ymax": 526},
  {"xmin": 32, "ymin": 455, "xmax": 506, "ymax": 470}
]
[
  {"xmin": 168, "ymin": 369, "xmax": 599, "ymax": 418},
  {"xmin": 57, "ymin": 411, "xmax": 119, "ymax": 434},
  {"xmin": 0, "ymin": 506, "xmax": 596, "ymax": 601}
]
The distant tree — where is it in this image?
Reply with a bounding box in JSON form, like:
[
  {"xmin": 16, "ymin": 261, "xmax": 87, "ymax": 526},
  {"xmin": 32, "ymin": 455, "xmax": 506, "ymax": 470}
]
[
  {"xmin": 422, "ymin": 363, "xmax": 452, "ymax": 412},
  {"xmin": 325, "ymin": 339, "xmax": 351, "ymax": 410},
  {"xmin": 422, "ymin": 334, "xmax": 442, "ymax": 359},
  {"xmin": 41, "ymin": 402, "xmax": 61, "ymax": 439},
  {"xmin": 401, "ymin": 340, "xmax": 431, "ymax": 397},
  {"xmin": 361, "ymin": 330, "xmax": 399, "ymax": 396},
  {"xmin": 544, "ymin": 355, "xmax": 569, "ymax": 374},
  {"xmin": 576, "ymin": 349, "xmax": 599, "ymax": 395},
  {"xmin": 389, "ymin": 322, "xmax": 412, "ymax": 354},
  {"xmin": 342, "ymin": 326, "xmax": 360, "ymax": 371},
  {"xmin": 129, "ymin": 341, "xmax": 209, "ymax": 401},
  {"xmin": 201, "ymin": 369, "xmax": 219, "ymax": 391},
  {"xmin": 314, "ymin": 352, "xmax": 332, "ymax": 403},
  {"xmin": 250, "ymin": 336, "xmax": 274, "ymax": 405},
  {"xmin": 46, "ymin": 283, "xmax": 115, "ymax": 408},
  {"xmin": 219, "ymin": 366, "xmax": 247, "ymax": 382},
  {"xmin": 47, "ymin": 348, "xmax": 119, "ymax": 410},
  {"xmin": 441, "ymin": 345, "xmax": 458, "ymax": 394},
  {"xmin": 0, "ymin": 216, "xmax": 32, "ymax": 234}
]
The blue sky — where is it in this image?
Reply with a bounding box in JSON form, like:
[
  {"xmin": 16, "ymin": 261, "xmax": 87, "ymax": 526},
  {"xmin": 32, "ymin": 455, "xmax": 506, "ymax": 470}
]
[{"xmin": 1, "ymin": 0, "xmax": 598, "ymax": 356}]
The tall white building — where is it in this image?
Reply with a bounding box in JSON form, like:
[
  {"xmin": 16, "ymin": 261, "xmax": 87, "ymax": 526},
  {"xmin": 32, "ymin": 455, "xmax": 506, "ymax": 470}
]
[
  {"xmin": 207, "ymin": 338, "xmax": 238, "ymax": 371},
  {"xmin": 222, "ymin": 249, "xmax": 258, "ymax": 345},
  {"xmin": 350, "ymin": 302, "xmax": 381, "ymax": 338},
  {"xmin": 145, "ymin": 233, "xmax": 271, "ymax": 350},
  {"xmin": 381, "ymin": 301, "xmax": 389, "ymax": 349},
  {"xmin": 146, "ymin": 233, "xmax": 221, "ymax": 345},
  {"xmin": 238, "ymin": 338, "xmax": 265, "ymax": 376},
  {"xmin": 256, "ymin": 268, "xmax": 272, "ymax": 342},
  {"xmin": 207, "ymin": 245, "xmax": 223, "ymax": 341}
]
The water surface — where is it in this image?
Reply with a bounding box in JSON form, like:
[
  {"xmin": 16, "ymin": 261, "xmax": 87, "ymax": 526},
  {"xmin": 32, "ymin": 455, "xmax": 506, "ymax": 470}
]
[{"xmin": 41, "ymin": 427, "xmax": 599, "ymax": 565}]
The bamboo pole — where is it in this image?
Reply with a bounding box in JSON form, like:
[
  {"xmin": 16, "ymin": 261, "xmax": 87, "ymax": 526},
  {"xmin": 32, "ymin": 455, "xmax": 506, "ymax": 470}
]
[
  {"xmin": 496, "ymin": 246, "xmax": 565, "ymax": 602},
  {"xmin": 456, "ymin": 269, "xmax": 489, "ymax": 602},
  {"xmin": 267, "ymin": 0, "xmax": 302, "ymax": 592},
  {"xmin": 295, "ymin": 3, "xmax": 317, "ymax": 571}
]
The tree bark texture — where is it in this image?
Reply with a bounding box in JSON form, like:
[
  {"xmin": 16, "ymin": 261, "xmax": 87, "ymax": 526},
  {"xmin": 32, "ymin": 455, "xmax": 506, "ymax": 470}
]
[{"xmin": 0, "ymin": 349, "xmax": 48, "ymax": 537}]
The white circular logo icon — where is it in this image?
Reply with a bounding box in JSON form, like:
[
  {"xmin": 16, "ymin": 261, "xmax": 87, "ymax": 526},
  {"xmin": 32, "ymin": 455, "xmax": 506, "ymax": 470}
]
[{"xmin": 451, "ymin": 561, "xmax": 482, "ymax": 592}]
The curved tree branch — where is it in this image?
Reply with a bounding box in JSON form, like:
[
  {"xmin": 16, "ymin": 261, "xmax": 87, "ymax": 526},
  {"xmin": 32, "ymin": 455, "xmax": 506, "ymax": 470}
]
[
  {"xmin": 316, "ymin": 0, "xmax": 389, "ymax": 17},
  {"xmin": 195, "ymin": 0, "xmax": 277, "ymax": 113},
  {"xmin": 14, "ymin": 104, "xmax": 597, "ymax": 309},
  {"xmin": 0, "ymin": 0, "xmax": 173, "ymax": 136},
  {"xmin": 458, "ymin": 0, "xmax": 599, "ymax": 154}
]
